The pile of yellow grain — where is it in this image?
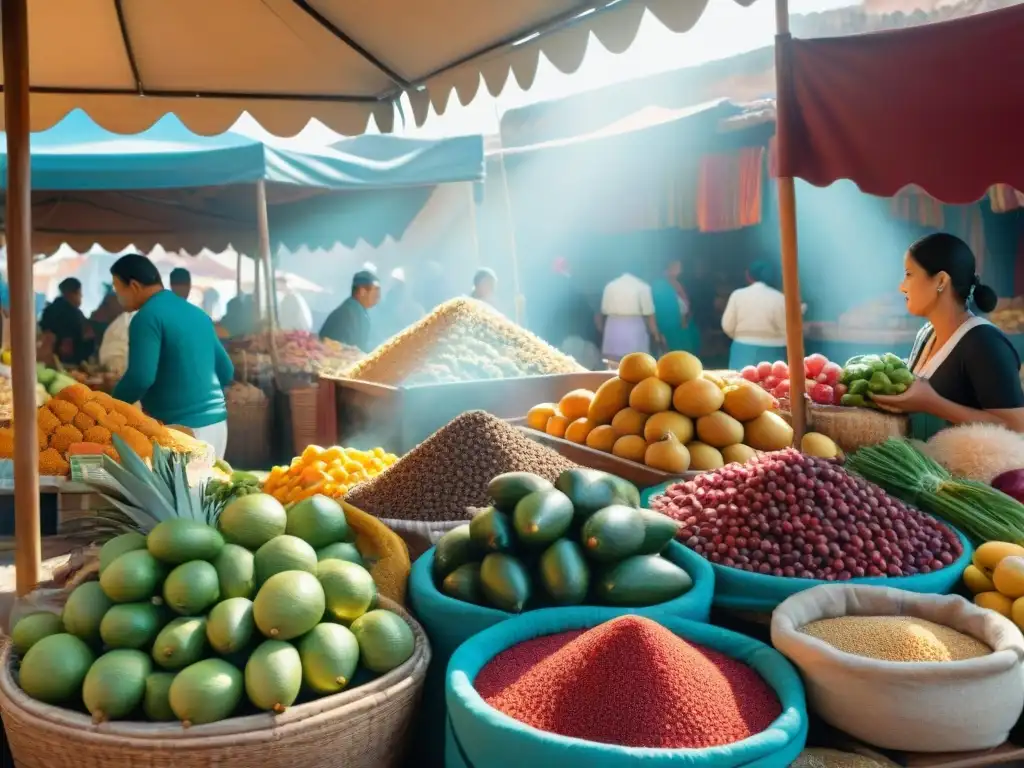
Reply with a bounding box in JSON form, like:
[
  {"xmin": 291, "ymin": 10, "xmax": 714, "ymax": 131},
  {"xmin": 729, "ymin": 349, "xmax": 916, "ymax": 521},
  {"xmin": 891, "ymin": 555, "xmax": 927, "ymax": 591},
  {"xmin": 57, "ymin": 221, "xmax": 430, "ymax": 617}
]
[
  {"xmin": 800, "ymin": 615, "xmax": 991, "ymax": 662},
  {"xmin": 0, "ymin": 383, "xmax": 177, "ymax": 476},
  {"xmin": 335, "ymin": 298, "xmax": 584, "ymax": 386}
]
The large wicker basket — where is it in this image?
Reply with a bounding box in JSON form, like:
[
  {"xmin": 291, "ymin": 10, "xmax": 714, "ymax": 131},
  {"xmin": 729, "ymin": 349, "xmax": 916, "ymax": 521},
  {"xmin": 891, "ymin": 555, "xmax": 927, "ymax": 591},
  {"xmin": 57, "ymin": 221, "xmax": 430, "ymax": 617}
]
[
  {"xmin": 224, "ymin": 399, "xmax": 272, "ymax": 470},
  {"xmin": 0, "ymin": 597, "xmax": 429, "ymax": 768},
  {"xmin": 288, "ymin": 386, "xmax": 320, "ymax": 455},
  {"xmin": 808, "ymin": 404, "xmax": 910, "ymax": 454}
]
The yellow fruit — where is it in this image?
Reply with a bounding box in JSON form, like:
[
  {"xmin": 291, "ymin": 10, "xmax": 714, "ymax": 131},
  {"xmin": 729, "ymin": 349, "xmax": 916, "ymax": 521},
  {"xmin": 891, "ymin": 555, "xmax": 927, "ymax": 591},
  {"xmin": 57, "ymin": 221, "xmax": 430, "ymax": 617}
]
[
  {"xmin": 656, "ymin": 351, "xmax": 703, "ymax": 386},
  {"xmin": 564, "ymin": 418, "xmax": 596, "ymax": 445},
  {"xmin": 644, "ymin": 411, "xmax": 694, "ymax": 444},
  {"xmin": 721, "ymin": 382, "xmax": 774, "ymax": 422},
  {"xmin": 527, "ymin": 403, "xmax": 558, "ymax": 431},
  {"xmin": 546, "ymin": 413, "xmax": 570, "ymax": 438},
  {"xmin": 696, "ymin": 411, "xmax": 744, "ymax": 449},
  {"xmin": 618, "ymin": 352, "xmax": 658, "ymax": 384},
  {"xmin": 744, "ymin": 411, "xmax": 795, "ymax": 452},
  {"xmin": 629, "ymin": 377, "xmax": 673, "ymax": 415},
  {"xmin": 585, "ymin": 425, "xmax": 618, "ymax": 453},
  {"xmin": 975, "ymin": 591, "xmax": 1014, "ymax": 619},
  {"xmin": 588, "ymin": 378, "xmax": 635, "ymax": 425},
  {"xmin": 672, "ymin": 378, "xmax": 725, "ymax": 419},
  {"xmin": 963, "ymin": 564, "xmax": 996, "ymax": 595},
  {"xmin": 722, "ymin": 444, "xmax": 758, "ymax": 465},
  {"xmin": 801, "ymin": 432, "xmax": 840, "ymax": 459},
  {"xmin": 644, "ymin": 435, "xmax": 690, "ymax": 473},
  {"xmin": 1012, "ymin": 597, "xmax": 1024, "ymax": 633},
  {"xmin": 687, "ymin": 441, "xmax": 725, "ymax": 471},
  {"xmin": 612, "ymin": 434, "xmax": 647, "ymax": 463},
  {"xmin": 993, "ymin": 556, "xmax": 1024, "ymax": 599},
  {"xmin": 558, "ymin": 390, "xmax": 595, "ymax": 422},
  {"xmin": 611, "ymin": 408, "xmax": 649, "ymax": 437},
  {"xmin": 973, "ymin": 541, "xmax": 1024, "ymax": 578}
]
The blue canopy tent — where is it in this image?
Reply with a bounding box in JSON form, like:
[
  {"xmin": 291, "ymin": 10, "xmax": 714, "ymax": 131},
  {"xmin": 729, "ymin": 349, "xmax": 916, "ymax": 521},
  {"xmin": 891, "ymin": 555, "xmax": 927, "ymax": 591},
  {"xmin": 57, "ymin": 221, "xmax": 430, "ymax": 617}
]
[{"xmin": 0, "ymin": 110, "xmax": 485, "ymax": 255}]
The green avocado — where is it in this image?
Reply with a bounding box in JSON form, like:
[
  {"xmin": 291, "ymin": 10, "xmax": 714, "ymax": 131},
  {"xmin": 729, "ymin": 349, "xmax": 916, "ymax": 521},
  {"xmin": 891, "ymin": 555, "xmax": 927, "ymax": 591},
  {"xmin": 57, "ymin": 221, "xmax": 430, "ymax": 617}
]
[
  {"xmin": 596, "ymin": 555, "xmax": 693, "ymax": 606},
  {"xmin": 487, "ymin": 472, "xmax": 554, "ymax": 513},
  {"xmin": 432, "ymin": 524, "xmax": 478, "ymax": 582},
  {"xmin": 555, "ymin": 468, "xmax": 638, "ymax": 520},
  {"xmin": 513, "ymin": 489, "xmax": 574, "ymax": 548},
  {"xmin": 440, "ymin": 562, "xmax": 484, "ymax": 605},
  {"xmin": 635, "ymin": 510, "xmax": 681, "ymax": 555},
  {"xmin": 538, "ymin": 539, "xmax": 590, "ymax": 606},
  {"xmin": 469, "ymin": 506, "xmax": 516, "ymax": 554},
  {"xmin": 580, "ymin": 505, "xmax": 645, "ymax": 563},
  {"xmin": 479, "ymin": 554, "xmax": 531, "ymax": 613}
]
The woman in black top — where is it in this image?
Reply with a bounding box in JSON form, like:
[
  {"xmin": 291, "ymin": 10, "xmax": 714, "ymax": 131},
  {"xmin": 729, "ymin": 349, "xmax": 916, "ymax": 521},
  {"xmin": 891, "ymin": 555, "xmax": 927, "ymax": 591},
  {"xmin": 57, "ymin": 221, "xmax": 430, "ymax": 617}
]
[{"xmin": 872, "ymin": 233, "xmax": 1024, "ymax": 437}]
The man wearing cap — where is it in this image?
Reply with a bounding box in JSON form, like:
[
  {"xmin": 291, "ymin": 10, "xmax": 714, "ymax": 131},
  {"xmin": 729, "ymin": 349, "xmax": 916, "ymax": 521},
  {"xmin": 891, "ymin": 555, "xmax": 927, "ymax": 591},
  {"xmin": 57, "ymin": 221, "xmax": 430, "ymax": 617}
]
[
  {"xmin": 319, "ymin": 270, "xmax": 381, "ymax": 352},
  {"xmin": 169, "ymin": 267, "xmax": 192, "ymax": 301}
]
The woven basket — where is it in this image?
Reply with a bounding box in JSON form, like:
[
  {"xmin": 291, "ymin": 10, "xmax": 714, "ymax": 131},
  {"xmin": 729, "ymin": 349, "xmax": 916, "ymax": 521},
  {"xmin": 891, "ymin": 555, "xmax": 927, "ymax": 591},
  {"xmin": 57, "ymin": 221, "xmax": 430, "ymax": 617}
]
[
  {"xmin": 378, "ymin": 517, "xmax": 467, "ymax": 562},
  {"xmin": 288, "ymin": 386, "xmax": 319, "ymax": 456},
  {"xmin": 0, "ymin": 598, "xmax": 430, "ymax": 768},
  {"xmin": 808, "ymin": 405, "xmax": 909, "ymax": 454},
  {"xmin": 224, "ymin": 399, "xmax": 272, "ymax": 470}
]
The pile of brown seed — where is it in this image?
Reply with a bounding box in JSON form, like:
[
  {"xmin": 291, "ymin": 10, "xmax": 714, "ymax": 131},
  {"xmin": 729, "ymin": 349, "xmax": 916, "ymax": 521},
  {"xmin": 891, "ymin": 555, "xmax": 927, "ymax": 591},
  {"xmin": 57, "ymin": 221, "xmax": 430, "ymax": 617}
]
[
  {"xmin": 800, "ymin": 615, "xmax": 991, "ymax": 662},
  {"xmin": 332, "ymin": 298, "xmax": 584, "ymax": 386},
  {"xmin": 346, "ymin": 410, "xmax": 578, "ymax": 521}
]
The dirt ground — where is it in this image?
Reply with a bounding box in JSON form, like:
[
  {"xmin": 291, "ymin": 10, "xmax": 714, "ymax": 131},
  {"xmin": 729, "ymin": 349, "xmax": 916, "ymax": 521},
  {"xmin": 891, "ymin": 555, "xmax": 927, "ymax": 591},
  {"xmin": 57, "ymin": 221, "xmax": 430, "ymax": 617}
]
[{"xmin": 0, "ymin": 537, "xmax": 80, "ymax": 632}]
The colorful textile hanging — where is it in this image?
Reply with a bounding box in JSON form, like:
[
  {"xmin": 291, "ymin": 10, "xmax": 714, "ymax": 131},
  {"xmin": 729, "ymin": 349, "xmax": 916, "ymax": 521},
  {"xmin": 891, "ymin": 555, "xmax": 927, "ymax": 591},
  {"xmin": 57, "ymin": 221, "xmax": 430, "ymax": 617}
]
[
  {"xmin": 890, "ymin": 187, "xmax": 945, "ymax": 228},
  {"xmin": 990, "ymin": 184, "xmax": 1024, "ymax": 213},
  {"xmin": 697, "ymin": 146, "xmax": 765, "ymax": 232}
]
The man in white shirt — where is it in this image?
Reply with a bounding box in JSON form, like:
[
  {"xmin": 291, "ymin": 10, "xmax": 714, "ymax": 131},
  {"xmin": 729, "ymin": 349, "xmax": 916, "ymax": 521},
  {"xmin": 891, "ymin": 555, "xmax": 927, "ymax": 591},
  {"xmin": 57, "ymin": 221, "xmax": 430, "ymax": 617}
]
[
  {"xmin": 277, "ymin": 277, "xmax": 313, "ymax": 333},
  {"xmin": 599, "ymin": 273, "xmax": 663, "ymax": 362},
  {"xmin": 721, "ymin": 260, "xmax": 804, "ymax": 370},
  {"xmin": 99, "ymin": 310, "xmax": 135, "ymax": 376}
]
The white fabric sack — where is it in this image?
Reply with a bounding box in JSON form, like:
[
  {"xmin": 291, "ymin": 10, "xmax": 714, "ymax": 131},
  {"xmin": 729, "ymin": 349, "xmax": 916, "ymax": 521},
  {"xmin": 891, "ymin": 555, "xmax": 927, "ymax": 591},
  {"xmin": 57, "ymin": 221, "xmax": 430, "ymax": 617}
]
[{"xmin": 771, "ymin": 585, "xmax": 1024, "ymax": 752}]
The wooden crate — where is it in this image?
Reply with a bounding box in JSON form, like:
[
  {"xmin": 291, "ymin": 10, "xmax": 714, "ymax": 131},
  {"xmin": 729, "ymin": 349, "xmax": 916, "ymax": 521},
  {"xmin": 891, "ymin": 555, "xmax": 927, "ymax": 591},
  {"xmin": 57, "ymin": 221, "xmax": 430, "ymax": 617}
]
[{"xmin": 319, "ymin": 371, "xmax": 615, "ymax": 454}]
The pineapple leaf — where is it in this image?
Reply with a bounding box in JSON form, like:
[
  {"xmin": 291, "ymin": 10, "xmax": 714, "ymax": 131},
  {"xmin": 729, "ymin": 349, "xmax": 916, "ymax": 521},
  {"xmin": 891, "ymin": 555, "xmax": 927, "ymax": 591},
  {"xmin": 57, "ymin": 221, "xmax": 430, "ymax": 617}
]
[
  {"xmin": 99, "ymin": 456, "xmax": 176, "ymax": 522},
  {"xmin": 99, "ymin": 493, "xmax": 161, "ymax": 532},
  {"xmin": 111, "ymin": 434, "xmax": 173, "ymax": 509},
  {"xmin": 152, "ymin": 442, "xmax": 175, "ymax": 495},
  {"xmin": 171, "ymin": 459, "xmax": 194, "ymax": 521}
]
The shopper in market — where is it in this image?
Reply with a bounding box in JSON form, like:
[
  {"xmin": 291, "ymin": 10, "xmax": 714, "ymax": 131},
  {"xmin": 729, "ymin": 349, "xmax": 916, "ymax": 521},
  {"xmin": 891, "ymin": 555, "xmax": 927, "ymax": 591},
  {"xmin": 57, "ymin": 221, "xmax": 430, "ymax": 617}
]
[
  {"xmin": 319, "ymin": 270, "xmax": 381, "ymax": 352},
  {"xmin": 720, "ymin": 260, "xmax": 790, "ymax": 370},
  {"xmin": 277, "ymin": 275, "xmax": 313, "ymax": 333},
  {"xmin": 169, "ymin": 267, "xmax": 192, "ymax": 301},
  {"xmin": 652, "ymin": 256, "xmax": 701, "ymax": 356},
  {"xmin": 469, "ymin": 267, "xmax": 500, "ymax": 311},
  {"xmin": 98, "ymin": 305, "xmax": 134, "ymax": 377},
  {"xmin": 39, "ymin": 277, "xmax": 95, "ymax": 366},
  {"xmin": 872, "ymin": 232, "xmax": 1024, "ymax": 436},
  {"xmin": 109, "ymin": 253, "xmax": 234, "ymax": 458},
  {"xmin": 599, "ymin": 271, "xmax": 662, "ymax": 362},
  {"xmin": 374, "ymin": 267, "xmax": 424, "ymax": 345},
  {"xmin": 537, "ymin": 257, "xmax": 601, "ymax": 369}
]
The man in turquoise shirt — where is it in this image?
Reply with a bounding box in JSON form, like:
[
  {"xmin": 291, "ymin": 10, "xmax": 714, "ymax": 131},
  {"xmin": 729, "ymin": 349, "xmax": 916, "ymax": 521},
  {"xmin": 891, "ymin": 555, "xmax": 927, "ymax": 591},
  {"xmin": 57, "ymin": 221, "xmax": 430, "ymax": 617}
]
[{"xmin": 110, "ymin": 253, "xmax": 234, "ymax": 458}]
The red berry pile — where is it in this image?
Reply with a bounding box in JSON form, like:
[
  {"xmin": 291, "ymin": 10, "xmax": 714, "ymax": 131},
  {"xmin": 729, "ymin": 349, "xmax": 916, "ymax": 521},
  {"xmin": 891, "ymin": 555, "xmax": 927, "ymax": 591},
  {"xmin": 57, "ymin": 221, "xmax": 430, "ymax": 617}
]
[{"xmin": 650, "ymin": 449, "xmax": 963, "ymax": 580}]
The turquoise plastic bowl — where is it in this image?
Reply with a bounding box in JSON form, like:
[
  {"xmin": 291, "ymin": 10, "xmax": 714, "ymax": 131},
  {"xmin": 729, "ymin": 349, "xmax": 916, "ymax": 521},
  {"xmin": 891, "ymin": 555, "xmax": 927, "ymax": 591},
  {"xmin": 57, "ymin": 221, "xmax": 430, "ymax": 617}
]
[
  {"xmin": 446, "ymin": 607, "xmax": 808, "ymax": 768},
  {"xmin": 642, "ymin": 480, "xmax": 975, "ymax": 612},
  {"xmin": 409, "ymin": 540, "xmax": 715, "ymax": 765}
]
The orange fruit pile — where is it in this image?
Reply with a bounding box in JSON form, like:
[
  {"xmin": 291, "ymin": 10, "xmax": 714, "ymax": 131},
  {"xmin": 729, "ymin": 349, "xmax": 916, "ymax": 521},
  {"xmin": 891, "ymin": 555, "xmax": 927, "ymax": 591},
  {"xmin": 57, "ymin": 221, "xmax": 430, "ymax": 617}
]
[{"xmin": 263, "ymin": 444, "xmax": 398, "ymax": 503}]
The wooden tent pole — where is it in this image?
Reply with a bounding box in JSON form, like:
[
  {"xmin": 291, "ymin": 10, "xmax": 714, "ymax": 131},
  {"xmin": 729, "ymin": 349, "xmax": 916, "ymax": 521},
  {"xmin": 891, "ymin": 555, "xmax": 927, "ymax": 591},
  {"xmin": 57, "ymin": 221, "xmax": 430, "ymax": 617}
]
[
  {"xmin": 774, "ymin": 0, "xmax": 807, "ymax": 444},
  {"xmin": 254, "ymin": 251, "xmax": 262, "ymax": 322},
  {"xmin": 466, "ymin": 181, "xmax": 482, "ymax": 268},
  {"xmin": 256, "ymin": 181, "xmax": 281, "ymax": 382},
  {"xmin": 4, "ymin": 0, "xmax": 41, "ymax": 595}
]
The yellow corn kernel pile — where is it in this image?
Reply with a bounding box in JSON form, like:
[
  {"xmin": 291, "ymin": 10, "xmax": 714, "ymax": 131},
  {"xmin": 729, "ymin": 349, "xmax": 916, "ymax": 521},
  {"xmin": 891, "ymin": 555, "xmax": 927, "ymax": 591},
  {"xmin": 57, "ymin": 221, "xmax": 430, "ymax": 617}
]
[
  {"xmin": 800, "ymin": 615, "xmax": 991, "ymax": 662},
  {"xmin": 263, "ymin": 444, "xmax": 398, "ymax": 504}
]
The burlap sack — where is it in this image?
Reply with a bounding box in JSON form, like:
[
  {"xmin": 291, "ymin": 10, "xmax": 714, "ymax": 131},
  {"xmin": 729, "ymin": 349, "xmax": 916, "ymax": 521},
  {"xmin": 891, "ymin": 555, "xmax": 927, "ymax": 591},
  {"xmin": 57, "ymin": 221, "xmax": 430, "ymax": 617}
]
[{"xmin": 771, "ymin": 585, "xmax": 1024, "ymax": 753}]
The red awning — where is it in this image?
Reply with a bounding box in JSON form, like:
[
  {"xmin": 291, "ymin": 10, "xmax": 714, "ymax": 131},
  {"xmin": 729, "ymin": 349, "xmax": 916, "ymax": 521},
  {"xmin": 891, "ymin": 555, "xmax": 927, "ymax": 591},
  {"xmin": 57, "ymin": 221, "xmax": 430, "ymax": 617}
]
[{"xmin": 776, "ymin": 4, "xmax": 1024, "ymax": 203}]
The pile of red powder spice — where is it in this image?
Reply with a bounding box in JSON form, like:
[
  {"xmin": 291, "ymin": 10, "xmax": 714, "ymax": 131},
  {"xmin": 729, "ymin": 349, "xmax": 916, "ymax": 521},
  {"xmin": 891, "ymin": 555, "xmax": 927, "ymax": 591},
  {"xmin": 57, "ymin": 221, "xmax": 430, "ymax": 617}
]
[{"xmin": 474, "ymin": 615, "xmax": 782, "ymax": 749}]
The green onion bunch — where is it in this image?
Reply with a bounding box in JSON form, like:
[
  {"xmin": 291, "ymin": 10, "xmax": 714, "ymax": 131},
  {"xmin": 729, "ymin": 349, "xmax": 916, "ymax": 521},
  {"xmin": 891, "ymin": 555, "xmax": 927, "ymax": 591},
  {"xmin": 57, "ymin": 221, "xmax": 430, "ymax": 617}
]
[{"xmin": 846, "ymin": 438, "xmax": 1024, "ymax": 545}]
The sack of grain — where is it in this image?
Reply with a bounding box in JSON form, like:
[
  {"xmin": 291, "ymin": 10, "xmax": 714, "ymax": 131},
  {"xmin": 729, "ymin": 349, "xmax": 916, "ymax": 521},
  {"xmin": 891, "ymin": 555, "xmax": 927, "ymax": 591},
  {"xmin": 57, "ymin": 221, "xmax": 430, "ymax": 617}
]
[{"xmin": 771, "ymin": 585, "xmax": 1024, "ymax": 752}]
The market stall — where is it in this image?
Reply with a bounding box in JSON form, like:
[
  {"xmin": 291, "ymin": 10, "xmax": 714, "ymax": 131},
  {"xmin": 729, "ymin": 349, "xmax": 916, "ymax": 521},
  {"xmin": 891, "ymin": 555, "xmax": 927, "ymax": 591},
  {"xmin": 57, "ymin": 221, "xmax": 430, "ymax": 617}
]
[{"xmin": 0, "ymin": 2, "xmax": 769, "ymax": 766}]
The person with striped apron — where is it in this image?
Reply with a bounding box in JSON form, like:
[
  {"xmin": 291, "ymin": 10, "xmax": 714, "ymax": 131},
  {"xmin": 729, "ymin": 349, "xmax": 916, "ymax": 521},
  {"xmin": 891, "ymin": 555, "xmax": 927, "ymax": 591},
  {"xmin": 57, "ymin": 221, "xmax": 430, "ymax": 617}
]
[{"xmin": 872, "ymin": 233, "xmax": 1024, "ymax": 439}]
